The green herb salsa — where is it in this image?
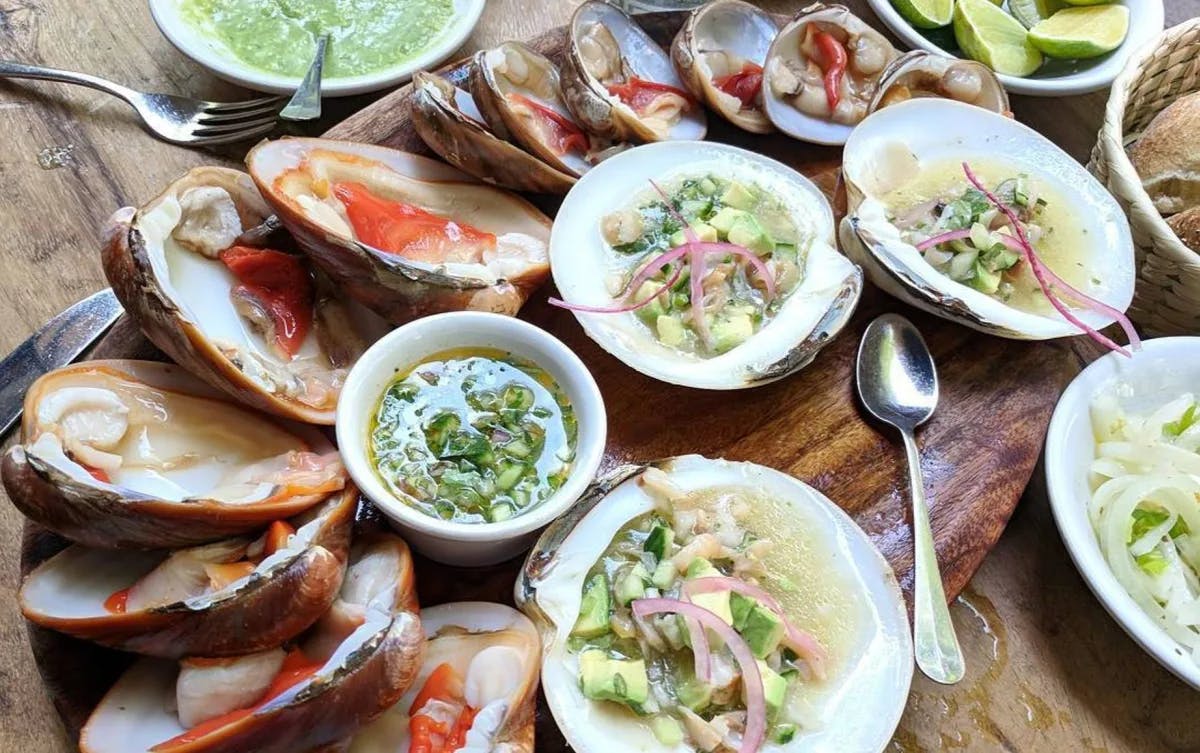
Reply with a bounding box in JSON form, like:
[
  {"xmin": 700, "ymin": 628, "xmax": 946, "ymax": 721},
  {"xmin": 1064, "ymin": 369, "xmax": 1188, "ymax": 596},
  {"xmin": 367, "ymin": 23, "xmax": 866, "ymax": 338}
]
[
  {"xmin": 369, "ymin": 348, "xmax": 577, "ymax": 524},
  {"xmin": 180, "ymin": 0, "xmax": 456, "ymax": 79}
]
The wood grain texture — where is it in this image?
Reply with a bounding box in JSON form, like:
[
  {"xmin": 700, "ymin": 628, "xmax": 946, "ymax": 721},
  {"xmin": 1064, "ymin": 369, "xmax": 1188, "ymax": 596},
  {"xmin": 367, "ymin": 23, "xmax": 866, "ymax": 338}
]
[{"xmin": 3, "ymin": 2, "xmax": 1200, "ymax": 753}]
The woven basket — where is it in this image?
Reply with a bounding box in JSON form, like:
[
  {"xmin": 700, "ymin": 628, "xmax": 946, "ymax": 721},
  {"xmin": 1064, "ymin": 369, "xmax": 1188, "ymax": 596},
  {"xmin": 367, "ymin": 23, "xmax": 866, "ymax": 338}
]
[{"xmin": 1090, "ymin": 19, "xmax": 1200, "ymax": 336}]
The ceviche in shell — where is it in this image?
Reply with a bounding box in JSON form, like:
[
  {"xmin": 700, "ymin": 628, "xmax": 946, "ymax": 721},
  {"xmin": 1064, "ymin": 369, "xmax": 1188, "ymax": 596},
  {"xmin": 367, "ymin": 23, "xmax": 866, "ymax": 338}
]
[
  {"xmin": 2, "ymin": 360, "xmax": 346, "ymax": 549},
  {"xmin": 562, "ymin": 2, "xmax": 707, "ymax": 143},
  {"xmin": 348, "ymin": 602, "xmax": 541, "ymax": 753},
  {"xmin": 842, "ymin": 99, "xmax": 1137, "ymax": 349},
  {"xmin": 517, "ymin": 455, "xmax": 911, "ymax": 753},
  {"xmin": 247, "ymin": 138, "xmax": 552, "ymax": 325},
  {"xmin": 104, "ymin": 167, "xmax": 389, "ymax": 425},
  {"xmin": 762, "ymin": 4, "xmax": 899, "ymax": 145},
  {"xmin": 550, "ymin": 141, "xmax": 861, "ymax": 389}
]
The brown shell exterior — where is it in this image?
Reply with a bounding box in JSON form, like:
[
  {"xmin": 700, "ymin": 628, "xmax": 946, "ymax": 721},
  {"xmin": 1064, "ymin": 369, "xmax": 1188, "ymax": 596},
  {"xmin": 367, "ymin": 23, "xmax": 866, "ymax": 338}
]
[
  {"xmin": 100, "ymin": 167, "xmax": 337, "ymax": 425},
  {"xmin": 80, "ymin": 611, "xmax": 425, "ymax": 753},
  {"xmin": 19, "ymin": 486, "xmax": 358, "ymax": 658}
]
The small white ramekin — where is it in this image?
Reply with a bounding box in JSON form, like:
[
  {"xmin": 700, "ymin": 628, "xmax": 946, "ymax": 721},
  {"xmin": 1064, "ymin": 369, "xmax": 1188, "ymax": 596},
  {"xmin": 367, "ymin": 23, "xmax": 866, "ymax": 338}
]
[{"xmin": 337, "ymin": 312, "xmax": 607, "ymax": 567}]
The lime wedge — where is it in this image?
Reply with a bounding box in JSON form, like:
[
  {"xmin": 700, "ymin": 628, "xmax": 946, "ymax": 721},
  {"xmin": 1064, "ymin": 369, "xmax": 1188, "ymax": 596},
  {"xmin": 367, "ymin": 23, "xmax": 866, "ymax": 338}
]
[
  {"xmin": 1030, "ymin": 5, "xmax": 1130, "ymax": 58},
  {"xmin": 891, "ymin": 0, "xmax": 955, "ymax": 29},
  {"xmin": 954, "ymin": 0, "xmax": 1043, "ymax": 76},
  {"xmin": 1062, "ymin": 0, "xmax": 1115, "ymax": 5},
  {"xmin": 1008, "ymin": 0, "xmax": 1066, "ymax": 29}
]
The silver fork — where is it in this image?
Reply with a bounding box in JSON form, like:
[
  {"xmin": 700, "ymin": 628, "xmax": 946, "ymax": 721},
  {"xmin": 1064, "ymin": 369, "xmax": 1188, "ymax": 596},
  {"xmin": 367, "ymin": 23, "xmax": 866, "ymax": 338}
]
[{"xmin": 0, "ymin": 60, "xmax": 283, "ymax": 146}]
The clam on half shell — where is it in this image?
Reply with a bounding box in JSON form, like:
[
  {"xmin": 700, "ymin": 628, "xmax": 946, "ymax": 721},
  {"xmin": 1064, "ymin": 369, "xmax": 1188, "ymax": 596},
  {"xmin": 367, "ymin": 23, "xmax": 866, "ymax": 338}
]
[
  {"xmin": 471, "ymin": 41, "xmax": 598, "ymax": 179},
  {"xmin": 104, "ymin": 166, "xmax": 390, "ymax": 426},
  {"xmin": 841, "ymin": 99, "xmax": 1135, "ymax": 339},
  {"xmin": 562, "ymin": 1, "xmax": 707, "ymax": 143},
  {"xmin": 551, "ymin": 141, "xmax": 861, "ymax": 390},
  {"xmin": 247, "ymin": 138, "xmax": 553, "ymax": 325},
  {"xmin": 516, "ymin": 455, "xmax": 913, "ymax": 753},
  {"xmin": 870, "ymin": 51, "xmax": 1009, "ymax": 116},
  {"xmin": 348, "ymin": 602, "xmax": 541, "ymax": 753},
  {"xmin": 1, "ymin": 360, "xmax": 347, "ymax": 549},
  {"xmin": 411, "ymin": 69, "xmax": 578, "ymax": 194},
  {"xmin": 79, "ymin": 534, "xmax": 422, "ymax": 753},
  {"xmin": 19, "ymin": 486, "xmax": 356, "ymax": 658},
  {"xmin": 671, "ymin": 0, "xmax": 780, "ymax": 134},
  {"xmin": 762, "ymin": 4, "xmax": 899, "ymax": 145}
]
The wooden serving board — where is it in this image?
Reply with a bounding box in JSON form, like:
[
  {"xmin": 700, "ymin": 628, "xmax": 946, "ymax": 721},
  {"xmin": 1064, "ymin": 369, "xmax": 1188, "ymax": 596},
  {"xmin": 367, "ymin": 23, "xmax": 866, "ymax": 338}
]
[{"xmin": 20, "ymin": 9, "xmax": 1086, "ymax": 748}]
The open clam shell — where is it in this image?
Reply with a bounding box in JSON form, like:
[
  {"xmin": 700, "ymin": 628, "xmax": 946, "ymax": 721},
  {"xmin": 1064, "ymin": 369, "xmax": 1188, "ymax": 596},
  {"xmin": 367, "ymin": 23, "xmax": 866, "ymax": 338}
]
[
  {"xmin": 762, "ymin": 4, "xmax": 899, "ymax": 145},
  {"xmin": 841, "ymin": 99, "xmax": 1135, "ymax": 339},
  {"xmin": 471, "ymin": 41, "xmax": 597, "ymax": 178},
  {"xmin": 562, "ymin": 1, "xmax": 707, "ymax": 143},
  {"xmin": 870, "ymin": 51, "xmax": 1009, "ymax": 115},
  {"xmin": 79, "ymin": 533, "xmax": 422, "ymax": 753},
  {"xmin": 347, "ymin": 602, "xmax": 541, "ymax": 753},
  {"xmin": 550, "ymin": 141, "xmax": 861, "ymax": 389},
  {"xmin": 104, "ymin": 166, "xmax": 389, "ymax": 425},
  {"xmin": 1, "ymin": 360, "xmax": 347, "ymax": 549},
  {"xmin": 19, "ymin": 486, "xmax": 357, "ymax": 658},
  {"xmin": 516, "ymin": 455, "xmax": 913, "ymax": 753},
  {"xmin": 411, "ymin": 69, "xmax": 578, "ymax": 194},
  {"xmin": 246, "ymin": 138, "xmax": 552, "ymax": 325},
  {"xmin": 671, "ymin": 0, "xmax": 780, "ymax": 134}
]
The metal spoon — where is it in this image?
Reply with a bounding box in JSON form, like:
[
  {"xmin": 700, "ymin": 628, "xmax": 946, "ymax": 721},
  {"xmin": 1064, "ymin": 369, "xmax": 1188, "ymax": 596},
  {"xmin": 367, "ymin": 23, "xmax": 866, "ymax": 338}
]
[
  {"xmin": 856, "ymin": 313, "xmax": 965, "ymax": 685},
  {"xmin": 280, "ymin": 32, "xmax": 329, "ymax": 122}
]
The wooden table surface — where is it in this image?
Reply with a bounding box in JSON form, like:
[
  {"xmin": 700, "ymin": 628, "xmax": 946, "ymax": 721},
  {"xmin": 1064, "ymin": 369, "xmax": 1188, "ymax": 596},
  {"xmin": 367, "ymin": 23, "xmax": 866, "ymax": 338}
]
[{"xmin": 1, "ymin": 2, "xmax": 1197, "ymax": 751}]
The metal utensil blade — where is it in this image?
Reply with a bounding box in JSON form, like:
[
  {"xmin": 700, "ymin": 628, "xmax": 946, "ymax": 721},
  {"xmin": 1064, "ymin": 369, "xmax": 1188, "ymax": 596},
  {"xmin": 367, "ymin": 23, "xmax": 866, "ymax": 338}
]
[{"xmin": 0, "ymin": 288, "xmax": 123, "ymax": 436}]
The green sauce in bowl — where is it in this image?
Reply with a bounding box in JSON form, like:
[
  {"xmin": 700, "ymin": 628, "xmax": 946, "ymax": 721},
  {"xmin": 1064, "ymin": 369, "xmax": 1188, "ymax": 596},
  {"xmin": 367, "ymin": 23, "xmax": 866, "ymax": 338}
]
[
  {"xmin": 369, "ymin": 348, "xmax": 578, "ymax": 525},
  {"xmin": 180, "ymin": 0, "xmax": 456, "ymax": 79}
]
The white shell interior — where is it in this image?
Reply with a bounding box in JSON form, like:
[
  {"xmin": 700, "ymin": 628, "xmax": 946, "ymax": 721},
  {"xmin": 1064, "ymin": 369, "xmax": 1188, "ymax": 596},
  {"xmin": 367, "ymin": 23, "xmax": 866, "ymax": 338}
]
[
  {"xmin": 686, "ymin": 1, "xmax": 778, "ymax": 125},
  {"xmin": 347, "ymin": 602, "xmax": 539, "ymax": 753},
  {"xmin": 842, "ymin": 99, "xmax": 1135, "ymax": 339},
  {"xmin": 550, "ymin": 140, "xmax": 857, "ymax": 389},
  {"xmin": 573, "ymin": 2, "xmax": 707, "ymax": 141},
  {"xmin": 530, "ymin": 455, "xmax": 912, "ymax": 753}
]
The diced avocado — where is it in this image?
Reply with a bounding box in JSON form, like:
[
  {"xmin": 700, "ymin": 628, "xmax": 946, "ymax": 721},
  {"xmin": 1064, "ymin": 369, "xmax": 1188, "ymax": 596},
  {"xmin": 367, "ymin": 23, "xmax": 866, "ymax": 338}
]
[
  {"xmin": 727, "ymin": 215, "xmax": 775, "ymax": 256},
  {"xmin": 615, "ymin": 564, "xmax": 649, "ymax": 607},
  {"xmin": 709, "ymin": 206, "xmax": 750, "ymax": 235},
  {"xmin": 721, "ymin": 181, "xmax": 758, "ymax": 211},
  {"xmin": 686, "ymin": 558, "xmax": 721, "ymax": 578},
  {"xmin": 644, "ymin": 523, "xmax": 672, "ymax": 561},
  {"xmin": 669, "ymin": 223, "xmax": 719, "ymax": 247},
  {"xmin": 651, "ymin": 559, "xmax": 677, "ymax": 590},
  {"xmin": 675, "ymin": 675, "xmax": 714, "ymax": 712},
  {"xmin": 572, "ymin": 573, "xmax": 611, "ymax": 638},
  {"xmin": 684, "ymin": 559, "xmax": 732, "ymax": 626},
  {"xmin": 731, "ymin": 592, "xmax": 756, "ymax": 631},
  {"xmin": 655, "ymin": 315, "xmax": 686, "ymax": 348},
  {"xmin": 741, "ymin": 605, "xmax": 787, "ymax": 658},
  {"xmin": 772, "ymin": 723, "xmax": 798, "ymax": 744},
  {"xmin": 698, "ymin": 177, "xmax": 718, "ymax": 196},
  {"xmin": 711, "ymin": 314, "xmax": 754, "ymax": 354},
  {"xmin": 634, "ymin": 282, "xmax": 667, "ymax": 324},
  {"xmin": 579, "ymin": 649, "xmax": 649, "ymax": 710},
  {"xmin": 741, "ymin": 660, "xmax": 788, "ymax": 721},
  {"xmin": 650, "ymin": 715, "xmax": 685, "ymax": 746},
  {"xmin": 759, "ymin": 211, "xmax": 800, "ymax": 245},
  {"xmin": 969, "ymin": 261, "xmax": 1002, "ymax": 295}
]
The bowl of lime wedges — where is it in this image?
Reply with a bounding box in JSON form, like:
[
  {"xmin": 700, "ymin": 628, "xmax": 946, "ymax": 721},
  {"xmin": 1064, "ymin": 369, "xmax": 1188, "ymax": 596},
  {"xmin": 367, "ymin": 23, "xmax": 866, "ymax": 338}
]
[{"xmin": 865, "ymin": 0, "xmax": 1164, "ymax": 96}]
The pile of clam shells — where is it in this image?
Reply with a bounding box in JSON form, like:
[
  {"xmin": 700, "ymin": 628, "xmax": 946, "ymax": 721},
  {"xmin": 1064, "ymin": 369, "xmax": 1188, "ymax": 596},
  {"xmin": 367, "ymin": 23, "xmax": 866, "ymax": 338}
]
[{"xmin": 410, "ymin": 1, "xmax": 1010, "ymax": 192}]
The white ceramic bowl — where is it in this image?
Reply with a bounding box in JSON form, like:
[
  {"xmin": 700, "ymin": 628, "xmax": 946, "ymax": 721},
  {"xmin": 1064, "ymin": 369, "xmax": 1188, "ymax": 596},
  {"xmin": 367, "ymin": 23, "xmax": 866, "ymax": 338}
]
[
  {"xmin": 148, "ymin": 0, "xmax": 485, "ymax": 96},
  {"xmin": 337, "ymin": 312, "xmax": 607, "ymax": 567},
  {"xmin": 864, "ymin": 0, "xmax": 1164, "ymax": 96},
  {"xmin": 1045, "ymin": 336, "xmax": 1200, "ymax": 689}
]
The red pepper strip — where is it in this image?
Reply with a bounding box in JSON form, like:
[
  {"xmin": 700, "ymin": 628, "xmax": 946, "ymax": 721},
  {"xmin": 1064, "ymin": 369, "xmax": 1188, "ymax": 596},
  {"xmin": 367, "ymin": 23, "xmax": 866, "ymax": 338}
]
[
  {"xmin": 812, "ymin": 29, "xmax": 847, "ymax": 112},
  {"xmin": 263, "ymin": 520, "xmax": 296, "ymax": 557},
  {"xmin": 445, "ymin": 706, "xmax": 479, "ymax": 751},
  {"xmin": 152, "ymin": 649, "xmax": 324, "ymax": 751},
  {"xmin": 331, "ymin": 182, "xmax": 497, "ymax": 263},
  {"xmin": 218, "ymin": 246, "xmax": 314, "ymax": 359},
  {"xmin": 103, "ymin": 588, "xmax": 129, "ymax": 614},
  {"xmin": 713, "ymin": 62, "xmax": 764, "ymax": 110},
  {"xmin": 85, "ymin": 466, "xmax": 111, "ymax": 483},
  {"xmin": 605, "ymin": 76, "xmax": 694, "ymax": 115},
  {"xmin": 408, "ymin": 663, "xmax": 465, "ymax": 716},
  {"xmin": 409, "ymin": 714, "xmax": 451, "ymax": 753},
  {"xmin": 507, "ymin": 93, "xmax": 589, "ymax": 156}
]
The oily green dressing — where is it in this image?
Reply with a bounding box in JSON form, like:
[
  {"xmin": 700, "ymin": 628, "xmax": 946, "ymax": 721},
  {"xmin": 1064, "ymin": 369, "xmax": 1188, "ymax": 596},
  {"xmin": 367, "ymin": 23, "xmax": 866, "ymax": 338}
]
[
  {"xmin": 180, "ymin": 0, "xmax": 456, "ymax": 79},
  {"xmin": 369, "ymin": 348, "xmax": 577, "ymax": 524}
]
